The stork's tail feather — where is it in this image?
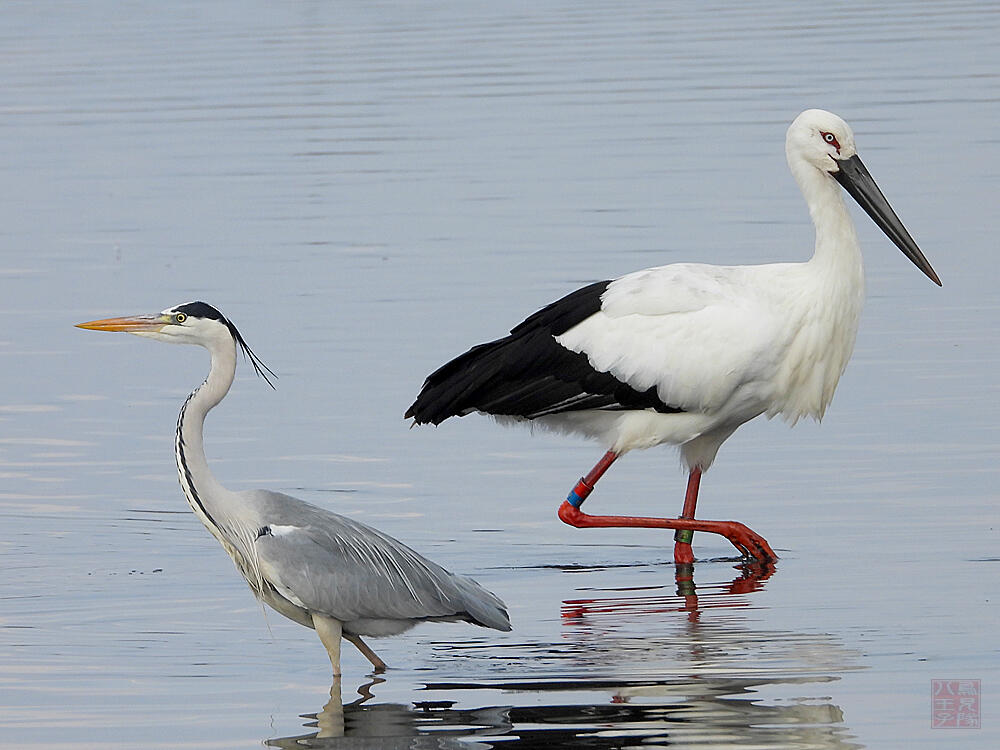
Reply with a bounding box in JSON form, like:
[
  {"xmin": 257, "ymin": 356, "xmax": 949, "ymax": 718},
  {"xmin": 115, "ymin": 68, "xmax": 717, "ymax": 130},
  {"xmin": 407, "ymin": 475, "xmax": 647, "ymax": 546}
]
[
  {"xmin": 405, "ymin": 325, "xmax": 682, "ymax": 424},
  {"xmin": 406, "ymin": 281, "xmax": 613, "ymax": 425},
  {"xmin": 405, "ymin": 338, "xmax": 514, "ymax": 425}
]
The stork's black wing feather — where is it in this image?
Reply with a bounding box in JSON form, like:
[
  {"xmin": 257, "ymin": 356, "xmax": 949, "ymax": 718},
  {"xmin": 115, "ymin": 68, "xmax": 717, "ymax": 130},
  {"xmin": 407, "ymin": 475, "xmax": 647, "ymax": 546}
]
[{"xmin": 405, "ymin": 281, "xmax": 683, "ymax": 425}]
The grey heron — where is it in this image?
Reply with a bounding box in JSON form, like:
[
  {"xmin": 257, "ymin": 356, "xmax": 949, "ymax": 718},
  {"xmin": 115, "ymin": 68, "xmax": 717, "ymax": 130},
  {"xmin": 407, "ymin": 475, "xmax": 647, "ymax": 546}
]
[
  {"xmin": 77, "ymin": 302, "xmax": 511, "ymax": 676},
  {"xmin": 405, "ymin": 109, "xmax": 940, "ymax": 565}
]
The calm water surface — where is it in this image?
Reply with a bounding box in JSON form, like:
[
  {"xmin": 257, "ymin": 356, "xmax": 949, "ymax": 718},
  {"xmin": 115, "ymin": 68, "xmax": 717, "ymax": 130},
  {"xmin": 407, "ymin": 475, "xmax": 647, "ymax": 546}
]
[{"xmin": 1, "ymin": 2, "xmax": 998, "ymax": 748}]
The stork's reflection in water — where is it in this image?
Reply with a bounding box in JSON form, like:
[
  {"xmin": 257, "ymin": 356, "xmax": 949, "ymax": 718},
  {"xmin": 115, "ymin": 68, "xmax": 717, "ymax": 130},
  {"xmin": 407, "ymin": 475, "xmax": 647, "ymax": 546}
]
[{"xmin": 562, "ymin": 559, "xmax": 775, "ymax": 625}]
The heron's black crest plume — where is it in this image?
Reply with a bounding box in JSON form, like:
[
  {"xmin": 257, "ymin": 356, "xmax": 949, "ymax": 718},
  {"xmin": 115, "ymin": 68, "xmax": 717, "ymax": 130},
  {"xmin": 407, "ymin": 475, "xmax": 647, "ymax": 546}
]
[
  {"xmin": 231, "ymin": 322, "xmax": 278, "ymax": 390},
  {"xmin": 174, "ymin": 302, "xmax": 278, "ymax": 389}
]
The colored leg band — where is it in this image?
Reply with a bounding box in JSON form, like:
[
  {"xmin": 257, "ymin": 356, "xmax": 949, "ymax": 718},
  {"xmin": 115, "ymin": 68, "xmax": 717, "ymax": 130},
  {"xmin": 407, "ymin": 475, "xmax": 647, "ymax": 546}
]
[
  {"xmin": 674, "ymin": 529, "xmax": 694, "ymax": 544},
  {"xmin": 675, "ymin": 577, "xmax": 695, "ymax": 596},
  {"xmin": 566, "ymin": 479, "xmax": 593, "ymax": 508}
]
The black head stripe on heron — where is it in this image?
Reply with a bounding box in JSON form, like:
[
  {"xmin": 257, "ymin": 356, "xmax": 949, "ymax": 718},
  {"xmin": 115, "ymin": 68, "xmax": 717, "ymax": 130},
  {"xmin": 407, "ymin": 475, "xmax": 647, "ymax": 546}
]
[{"xmin": 171, "ymin": 301, "xmax": 277, "ymax": 388}]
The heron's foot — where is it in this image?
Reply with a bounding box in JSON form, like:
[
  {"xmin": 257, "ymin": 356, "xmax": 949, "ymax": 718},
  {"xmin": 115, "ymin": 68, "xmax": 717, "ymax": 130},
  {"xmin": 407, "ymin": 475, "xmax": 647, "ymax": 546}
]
[{"xmin": 345, "ymin": 633, "xmax": 387, "ymax": 673}]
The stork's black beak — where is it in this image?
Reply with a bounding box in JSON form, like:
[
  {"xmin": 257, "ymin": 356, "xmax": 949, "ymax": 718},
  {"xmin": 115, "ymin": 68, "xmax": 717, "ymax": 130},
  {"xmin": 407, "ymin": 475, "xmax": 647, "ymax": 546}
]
[{"xmin": 833, "ymin": 154, "xmax": 941, "ymax": 286}]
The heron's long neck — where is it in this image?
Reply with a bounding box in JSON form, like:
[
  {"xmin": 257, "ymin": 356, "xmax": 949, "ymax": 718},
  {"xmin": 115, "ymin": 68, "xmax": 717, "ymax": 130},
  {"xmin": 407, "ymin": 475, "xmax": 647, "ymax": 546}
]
[{"xmin": 175, "ymin": 342, "xmax": 236, "ymax": 542}]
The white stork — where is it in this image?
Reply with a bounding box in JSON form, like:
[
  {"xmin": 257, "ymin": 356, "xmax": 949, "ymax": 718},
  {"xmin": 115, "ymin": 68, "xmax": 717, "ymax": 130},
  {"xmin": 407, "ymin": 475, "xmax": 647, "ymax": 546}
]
[{"xmin": 406, "ymin": 109, "xmax": 940, "ymax": 565}]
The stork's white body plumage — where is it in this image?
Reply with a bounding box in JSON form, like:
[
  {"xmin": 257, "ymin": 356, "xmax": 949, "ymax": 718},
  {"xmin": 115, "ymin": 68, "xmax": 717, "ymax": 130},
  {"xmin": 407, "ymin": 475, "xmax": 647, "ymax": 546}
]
[
  {"xmin": 547, "ymin": 254, "xmax": 864, "ymax": 467},
  {"xmin": 407, "ymin": 109, "xmax": 939, "ymax": 563}
]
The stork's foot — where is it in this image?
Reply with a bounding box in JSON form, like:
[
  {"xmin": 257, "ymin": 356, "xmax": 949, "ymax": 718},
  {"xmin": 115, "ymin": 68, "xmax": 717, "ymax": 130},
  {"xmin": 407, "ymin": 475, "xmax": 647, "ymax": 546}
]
[
  {"xmin": 671, "ymin": 518, "xmax": 777, "ymax": 563},
  {"xmin": 557, "ymin": 501, "xmax": 777, "ymax": 564},
  {"xmin": 712, "ymin": 520, "xmax": 778, "ymax": 563}
]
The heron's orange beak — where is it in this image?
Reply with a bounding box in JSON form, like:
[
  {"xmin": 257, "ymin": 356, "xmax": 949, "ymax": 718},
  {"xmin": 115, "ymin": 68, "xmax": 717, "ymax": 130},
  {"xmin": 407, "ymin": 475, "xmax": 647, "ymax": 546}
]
[{"xmin": 75, "ymin": 314, "xmax": 168, "ymax": 333}]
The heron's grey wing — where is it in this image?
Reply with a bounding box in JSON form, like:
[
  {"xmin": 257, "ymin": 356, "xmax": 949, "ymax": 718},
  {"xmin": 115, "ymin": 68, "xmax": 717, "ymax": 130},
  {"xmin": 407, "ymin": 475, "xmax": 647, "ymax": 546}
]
[{"xmin": 248, "ymin": 493, "xmax": 509, "ymax": 631}]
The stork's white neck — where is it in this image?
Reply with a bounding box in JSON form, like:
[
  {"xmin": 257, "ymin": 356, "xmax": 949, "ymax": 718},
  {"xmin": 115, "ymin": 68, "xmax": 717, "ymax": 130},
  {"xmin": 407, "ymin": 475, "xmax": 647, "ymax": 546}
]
[
  {"xmin": 791, "ymin": 157, "xmax": 865, "ymax": 291},
  {"xmin": 768, "ymin": 154, "xmax": 866, "ymax": 423}
]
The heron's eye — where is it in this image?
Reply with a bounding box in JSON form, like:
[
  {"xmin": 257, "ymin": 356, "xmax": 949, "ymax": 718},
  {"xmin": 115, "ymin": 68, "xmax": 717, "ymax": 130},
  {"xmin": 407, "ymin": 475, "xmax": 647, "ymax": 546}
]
[
  {"xmin": 173, "ymin": 312, "xmax": 187, "ymax": 324},
  {"xmin": 821, "ymin": 131, "xmax": 841, "ymax": 151}
]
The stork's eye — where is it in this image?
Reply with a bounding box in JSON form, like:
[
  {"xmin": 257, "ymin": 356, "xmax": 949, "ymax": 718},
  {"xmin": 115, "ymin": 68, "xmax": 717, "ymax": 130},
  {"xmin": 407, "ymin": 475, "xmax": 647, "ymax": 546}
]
[
  {"xmin": 821, "ymin": 131, "xmax": 841, "ymax": 151},
  {"xmin": 173, "ymin": 312, "xmax": 187, "ymax": 324}
]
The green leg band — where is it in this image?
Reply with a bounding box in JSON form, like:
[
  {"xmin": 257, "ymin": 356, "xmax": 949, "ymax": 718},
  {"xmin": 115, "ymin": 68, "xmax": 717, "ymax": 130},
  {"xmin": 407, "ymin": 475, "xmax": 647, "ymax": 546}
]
[
  {"xmin": 674, "ymin": 529, "xmax": 693, "ymax": 544},
  {"xmin": 675, "ymin": 576, "xmax": 696, "ymax": 596}
]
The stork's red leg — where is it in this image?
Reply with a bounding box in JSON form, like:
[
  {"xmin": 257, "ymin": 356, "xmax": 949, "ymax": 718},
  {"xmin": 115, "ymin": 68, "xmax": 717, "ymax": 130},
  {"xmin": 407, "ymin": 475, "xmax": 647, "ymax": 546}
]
[
  {"xmin": 557, "ymin": 455, "xmax": 777, "ymax": 564},
  {"xmin": 563, "ymin": 450, "xmax": 619, "ymax": 507},
  {"xmin": 672, "ymin": 469, "xmax": 701, "ymax": 564}
]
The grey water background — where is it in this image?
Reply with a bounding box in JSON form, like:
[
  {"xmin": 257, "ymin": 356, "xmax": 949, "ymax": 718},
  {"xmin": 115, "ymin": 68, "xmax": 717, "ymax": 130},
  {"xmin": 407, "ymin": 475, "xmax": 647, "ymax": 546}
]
[{"xmin": 1, "ymin": 1, "xmax": 998, "ymax": 747}]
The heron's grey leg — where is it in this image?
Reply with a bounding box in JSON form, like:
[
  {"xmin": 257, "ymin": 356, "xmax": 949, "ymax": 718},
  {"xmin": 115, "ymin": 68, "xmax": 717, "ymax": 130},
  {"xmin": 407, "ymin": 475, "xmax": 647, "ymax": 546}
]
[
  {"xmin": 311, "ymin": 613, "xmax": 344, "ymax": 676},
  {"xmin": 344, "ymin": 633, "xmax": 387, "ymax": 673}
]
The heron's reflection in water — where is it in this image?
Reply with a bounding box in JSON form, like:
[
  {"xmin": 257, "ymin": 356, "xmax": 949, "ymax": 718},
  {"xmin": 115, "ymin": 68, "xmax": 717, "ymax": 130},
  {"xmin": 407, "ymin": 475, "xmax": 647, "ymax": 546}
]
[
  {"xmin": 267, "ymin": 563, "xmax": 863, "ymax": 749},
  {"xmin": 266, "ymin": 676, "xmax": 496, "ymax": 749}
]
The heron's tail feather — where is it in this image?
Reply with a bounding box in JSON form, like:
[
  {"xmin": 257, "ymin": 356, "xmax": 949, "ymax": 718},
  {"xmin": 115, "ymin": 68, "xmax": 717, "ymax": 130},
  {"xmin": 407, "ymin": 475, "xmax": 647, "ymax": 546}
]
[{"xmin": 452, "ymin": 573, "xmax": 512, "ymax": 632}]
